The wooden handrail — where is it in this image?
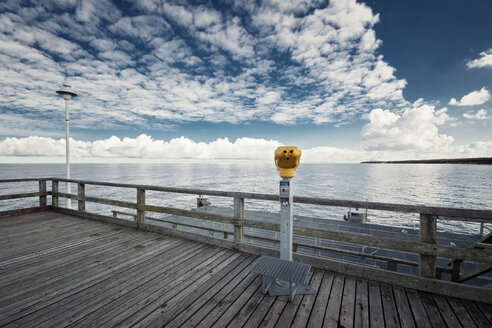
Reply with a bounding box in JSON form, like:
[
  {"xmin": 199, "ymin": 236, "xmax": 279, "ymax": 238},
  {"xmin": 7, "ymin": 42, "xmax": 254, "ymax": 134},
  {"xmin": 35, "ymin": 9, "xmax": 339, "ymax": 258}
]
[
  {"xmin": 0, "ymin": 192, "xmax": 42, "ymax": 201},
  {"xmin": 46, "ymin": 177, "xmax": 492, "ymax": 221},
  {"xmin": 1, "ymin": 177, "xmax": 491, "ymax": 220},
  {"xmin": 0, "ymin": 178, "xmax": 50, "ymax": 183}
]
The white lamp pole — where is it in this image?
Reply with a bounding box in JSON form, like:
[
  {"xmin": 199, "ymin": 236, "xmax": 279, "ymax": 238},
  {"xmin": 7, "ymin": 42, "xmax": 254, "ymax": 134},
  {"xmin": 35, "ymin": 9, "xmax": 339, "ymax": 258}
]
[{"xmin": 56, "ymin": 81, "xmax": 78, "ymax": 209}]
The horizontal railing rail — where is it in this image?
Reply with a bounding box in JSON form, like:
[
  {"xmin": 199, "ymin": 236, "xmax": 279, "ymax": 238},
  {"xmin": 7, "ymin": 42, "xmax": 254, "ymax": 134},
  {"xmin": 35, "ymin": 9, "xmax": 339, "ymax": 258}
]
[
  {"xmin": 47, "ymin": 177, "xmax": 492, "ymax": 220},
  {"xmin": 1, "ymin": 177, "xmax": 491, "ymax": 290}
]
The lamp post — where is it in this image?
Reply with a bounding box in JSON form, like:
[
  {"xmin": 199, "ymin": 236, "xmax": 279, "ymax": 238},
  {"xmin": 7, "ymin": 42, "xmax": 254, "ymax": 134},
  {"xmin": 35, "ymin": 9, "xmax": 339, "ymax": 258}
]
[{"xmin": 56, "ymin": 81, "xmax": 78, "ymax": 209}]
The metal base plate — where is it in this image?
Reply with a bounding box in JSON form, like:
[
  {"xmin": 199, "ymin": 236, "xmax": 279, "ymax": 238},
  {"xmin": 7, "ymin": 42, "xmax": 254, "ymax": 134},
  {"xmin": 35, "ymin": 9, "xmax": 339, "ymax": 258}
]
[{"xmin": 268, "ymin": 280, "xmax": 315, "ymax": 297}]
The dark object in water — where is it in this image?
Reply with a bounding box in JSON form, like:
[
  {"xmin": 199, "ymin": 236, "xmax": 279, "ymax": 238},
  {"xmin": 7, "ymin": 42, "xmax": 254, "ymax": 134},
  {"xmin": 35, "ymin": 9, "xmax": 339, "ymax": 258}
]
[{"xmin": 344, "ymin": 209, "xmax": 368, "ymax": 223}]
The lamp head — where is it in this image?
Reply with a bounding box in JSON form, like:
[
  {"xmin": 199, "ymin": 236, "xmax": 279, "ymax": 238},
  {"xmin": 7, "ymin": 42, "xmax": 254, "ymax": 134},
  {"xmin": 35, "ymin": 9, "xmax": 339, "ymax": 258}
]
[
  {"xmin": 56, "ymin": 81, "xmax": 78, "ymax": 100},
  {"xmin": 274, "ymin": 146, "xmax": 301, "ymax": 178}
]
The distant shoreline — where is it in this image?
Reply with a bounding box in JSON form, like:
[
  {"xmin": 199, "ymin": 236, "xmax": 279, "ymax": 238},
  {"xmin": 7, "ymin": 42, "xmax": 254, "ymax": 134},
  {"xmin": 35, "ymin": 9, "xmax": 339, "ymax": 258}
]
[{"xmin": 361, "ymin": 157, "xmax": 492, "ymax": 165}]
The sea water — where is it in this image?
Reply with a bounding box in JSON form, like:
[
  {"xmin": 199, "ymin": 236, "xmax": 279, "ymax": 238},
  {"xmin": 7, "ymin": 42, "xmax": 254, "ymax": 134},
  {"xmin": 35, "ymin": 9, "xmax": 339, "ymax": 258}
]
[{"xmin": 1, "ymin": 163, "xmax": 490, "ymax": 234}]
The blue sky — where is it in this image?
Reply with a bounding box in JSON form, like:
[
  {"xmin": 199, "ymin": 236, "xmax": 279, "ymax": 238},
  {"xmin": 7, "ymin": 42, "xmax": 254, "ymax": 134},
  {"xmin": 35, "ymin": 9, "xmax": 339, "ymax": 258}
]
[{"xmin": 0, "ymin": 0, "xmax": 491, "ymax": 162}]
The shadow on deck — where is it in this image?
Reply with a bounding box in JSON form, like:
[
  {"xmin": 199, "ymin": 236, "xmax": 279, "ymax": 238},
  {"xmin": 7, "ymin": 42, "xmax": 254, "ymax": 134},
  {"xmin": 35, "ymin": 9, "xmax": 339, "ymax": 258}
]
[{"xmin": 1, "ymin": 210, "xmax": 491, "ymax": 328}]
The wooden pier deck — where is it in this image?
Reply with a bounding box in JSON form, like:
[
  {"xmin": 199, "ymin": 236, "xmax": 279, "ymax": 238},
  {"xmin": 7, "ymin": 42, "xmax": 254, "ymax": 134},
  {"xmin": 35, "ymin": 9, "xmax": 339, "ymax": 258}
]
[{"xmin": 1, "ymin": 211, "xmax": 491, "ymax": 327}]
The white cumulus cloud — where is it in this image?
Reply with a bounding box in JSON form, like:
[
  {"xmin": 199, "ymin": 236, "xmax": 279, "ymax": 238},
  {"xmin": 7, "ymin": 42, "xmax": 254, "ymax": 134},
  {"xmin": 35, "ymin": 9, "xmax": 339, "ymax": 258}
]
[
  {"xmin": 361, "ymin": 99, "xmax": 454, "ymax": 152},
  {"xmin": 467, "ymin": 49, "xmax": 492, "ymax": 69},
  {"xmin": 449, "ymin": 87, "xmax": 490, "ymax": 106}
]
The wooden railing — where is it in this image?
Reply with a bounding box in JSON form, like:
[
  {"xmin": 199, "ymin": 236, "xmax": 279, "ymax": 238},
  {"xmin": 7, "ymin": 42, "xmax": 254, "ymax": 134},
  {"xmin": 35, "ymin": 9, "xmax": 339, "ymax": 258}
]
[{"xmin": 1, "ymin": 177, "xmax": 492, "ymax": 302}]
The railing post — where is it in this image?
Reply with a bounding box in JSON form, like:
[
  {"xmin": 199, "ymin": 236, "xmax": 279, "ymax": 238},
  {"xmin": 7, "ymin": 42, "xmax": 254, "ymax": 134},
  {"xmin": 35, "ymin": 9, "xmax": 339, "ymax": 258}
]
[
  {"xmin": 451, "ymin": 260, "xmax": 462, "ymax": 282},
  {"xmin": 137, "ymin": 188, "xmax": 145, "ymax": 223},
  {"xmin": 78, "ymin": 183, "xmax": 85, "ymax": 212},
  {"xmin": 234, "ymin": 197, "xmax": 244, "ymax": 242},
  {"xmin": 39, "ymin": 180, "xmax": 47, "ymax": 208},
  {"xmin": 387, "ymin": 261, "xmax": 398, "ymax": 272},
  {"xmin": 419, "ymin": 213, "xmax": 437, "ymax": 278},
  {"xmin": 52, "ymin": 180, "xmax": 58, "ymax": 207}
]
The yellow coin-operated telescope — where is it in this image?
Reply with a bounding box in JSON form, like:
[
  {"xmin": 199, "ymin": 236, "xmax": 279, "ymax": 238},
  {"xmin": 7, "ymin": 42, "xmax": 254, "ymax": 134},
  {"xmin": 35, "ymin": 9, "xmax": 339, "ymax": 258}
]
[{"xmin": 274, "ymin": 146, "xmax": 302, "ymax": 178}]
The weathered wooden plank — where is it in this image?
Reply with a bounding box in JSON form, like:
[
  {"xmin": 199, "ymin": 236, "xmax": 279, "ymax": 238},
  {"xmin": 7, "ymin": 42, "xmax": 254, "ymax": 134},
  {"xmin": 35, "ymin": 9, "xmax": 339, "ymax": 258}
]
[
  {"xmin": 354, "ymin": 278, "xmax": 369, "ymax": 328},
  {"xmin": 258, "ymin": 294, "xmax": 289, "ymax": 328},
  {"xmin": 0, "ymin": 220, "xmax": 103, "ymax": 250},
  {"xmin": 0, "ymin": 211, "xmax": 56, "ymax": 227},
  {"xmin": 1, "ymin": 221, "xmax": 123, "ymax": 254},
  {"xmin": 0, "ymin": 233, "xmax": 163, "ymax": 320},
  {"xmin": 32, "ymin": 243, "xmax": 218, "ymax": 328},
  {"xmin": 393, "ymin": 285, "xmax": 416, "ymax": 328},
  {"xmin": 290, "ymin": 269, "xmax": 324, "ymax": 327},
  {"xmin": 0, "ymin": 229, "xmax": 128, "ymax": 287},
  {"xmin": 274, "ymin": 270, "xmax": 315, "ymax": 328},
  {"xmin": 156, "ymin": 256, "xmax": 256, "ymax": 328},
  {"xmin": 368, "ymin": 280, "xmax": 384, "ymax": 328},
  {"xmin": 6, "ymin": 240, "xmax": 188, "ymax": 327},
  {"xmin": 189, "ymin": 272, "xmax": 258, "ymax": 328},
  {"xmin": 307, "ymin": 270, "xmax": 335, "ymax": 328},
  {"xmin": 0, "ymin": 233, "xmax": 154, "ymax": 307},
  {"xmin": 3, "ymin": 238, "xmax": 189, "ymax": 327},
  {"xmin": 241, "ymin": 288, "xmax": 278, "ymax": 328},
  {"xmin": 461, "ymin": 300, "xmax": 491, "ymax": 328},
  {"xmin": 142, "ymin": 254, "xmax": 255, "ymax": 328},
  {"xmin": 417, "ymin": 291, "xmax": 446, "ymax": 328},
  {"xmin": 197, "ymin": 275, "xmax": 262, "ymax": 328},
  {"xmin": 380, "ymin": 283, "xmax": 400, "ymax": 327},
  {"xmin": 0, "ymin": 220, "xmax": 124, "ymax": 258},
  {"xmin": 339, "ymin": 276, "xmax": 356, "ymax": 328},
  {"xmin": 405, "ymin": 289, "xmax": 432, "ymax": 328},
  {"xmin": 0, "ymin": 218, "xmax": 89, "ymax": 243},
  {"xmin": 0, "ymin": 212, "xmax": 103, "ymax": 236},
  {"xmin": 447, "ymin": 297, "xmax": 479, "ymax": 328},
  {"xmin": 0, "ymin": 224, "xmax": 114, "ymax": 262},
  {"xmin": 431, "ymin": 294, "xmax": 461, "ymax": 328},
  {"xmin": 0, "ymin": 228, "xmax": 137, "ymax": 281},
  {"xmin": 38, "ymin": 246, "xmax": 227, "ymax": 327},
  {"xmin": 99, "ymin": 250, "xmax": 240, "ymax": 327},
  {"xmin": 0, "ymin": 216, "xmax": 119, "ymax": 249},
  {"xmin": 323, "ymin": 273, "xmax": 344, "ymax": 327},
  {"xmin": 476, "ymin": 302, "xmax": 492, "ymax": 324}
]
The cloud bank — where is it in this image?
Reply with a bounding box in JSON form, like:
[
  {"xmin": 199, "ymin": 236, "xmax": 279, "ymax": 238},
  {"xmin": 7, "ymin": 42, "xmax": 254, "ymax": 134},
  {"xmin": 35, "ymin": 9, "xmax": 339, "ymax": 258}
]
[{"xmin": 1, "ymin": 130, "xmax": 490, "ymax": 163}]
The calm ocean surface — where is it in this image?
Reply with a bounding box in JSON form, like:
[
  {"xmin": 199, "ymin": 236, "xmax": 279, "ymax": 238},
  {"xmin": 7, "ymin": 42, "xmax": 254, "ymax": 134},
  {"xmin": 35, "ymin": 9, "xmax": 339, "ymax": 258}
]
[{"xmin": 1, "ymin": 163, "xmax": 490, "ymax": 234}]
